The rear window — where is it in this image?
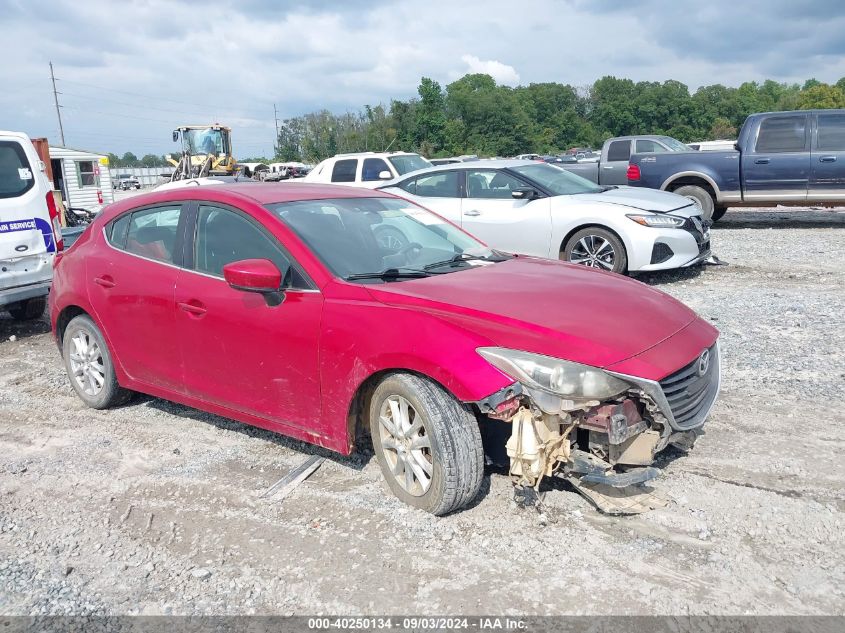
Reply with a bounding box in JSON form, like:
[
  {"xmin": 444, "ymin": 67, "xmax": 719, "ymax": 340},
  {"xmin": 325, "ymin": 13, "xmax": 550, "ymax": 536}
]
[
  {"xmin": 331, "ymin": 159, "xmax": 357, "ymax": 183},
  {"xmin": 606, "ymin": 140, "xmax": 631, "ymax": 162},
  {"xmin": 755, "ymin": 115, "xmax": 807, "ymax": 153},
  {"xmin": 817, "ymin": 113, "xmax": 845, "ymax": 151},
  {"xmin": 0, "ymin": 140, "xmax": 35, "ymax": 199}
]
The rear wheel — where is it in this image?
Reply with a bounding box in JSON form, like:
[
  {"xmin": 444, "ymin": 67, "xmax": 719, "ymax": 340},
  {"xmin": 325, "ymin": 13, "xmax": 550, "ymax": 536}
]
[
  {"xmin": 63, "ymin": 315, "xmax": 132, "ymax": 409},
  {"xmin": 562, "ymin": 227, "xmax": 628, "ymax": 274},
  {"xmin": 8, "ymin": 297, "xmax": 46, "ymax": 321},
  {"xmin": 711, "ymin": 206, "xmax": 728, "ymax": 222},
  {"xmin": 674, "ymin": 184, "xmax": 715, "ymax": 222},
  {"xmin": 369, "ymin": 373, "xmax": 484, "ymax": 516}
]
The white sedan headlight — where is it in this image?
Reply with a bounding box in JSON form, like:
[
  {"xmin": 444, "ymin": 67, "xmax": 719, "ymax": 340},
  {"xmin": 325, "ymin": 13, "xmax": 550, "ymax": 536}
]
[
  {"xmin": 477, "ymin": 347, "xmax": 630, "ymax": 400},
  {"xmin": 627, "ymin": 214, "xmax": 686, "ymax": 228}
]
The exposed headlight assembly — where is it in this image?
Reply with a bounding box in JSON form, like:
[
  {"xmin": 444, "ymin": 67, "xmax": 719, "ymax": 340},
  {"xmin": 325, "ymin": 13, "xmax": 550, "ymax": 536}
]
[
  {"xmin": 477, "ymin": 347, "xmax": 630, "ymax": 401},
  {"xmin": 627, "ymin": 214, "xmax": 685, "ymax": 228}
]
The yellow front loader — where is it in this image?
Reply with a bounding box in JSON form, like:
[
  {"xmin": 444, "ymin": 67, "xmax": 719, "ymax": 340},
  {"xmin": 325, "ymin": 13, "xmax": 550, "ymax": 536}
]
[{"xmin": 166, "ymin": 125, "xmax": 236, "ymax": 181}]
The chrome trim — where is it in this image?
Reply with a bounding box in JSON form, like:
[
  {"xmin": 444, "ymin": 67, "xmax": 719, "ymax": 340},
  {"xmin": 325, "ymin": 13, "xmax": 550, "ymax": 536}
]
[
  {"xmin": 606, "ymin": 341, "xmax": 721, "ymax": 431},
  {"xmin": 660, "ymin": 171, "xmax": 723, "ymax": 199}
]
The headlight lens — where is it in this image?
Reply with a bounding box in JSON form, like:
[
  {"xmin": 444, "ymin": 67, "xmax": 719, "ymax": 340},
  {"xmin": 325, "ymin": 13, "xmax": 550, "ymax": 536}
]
[
  {"xmin": 477, "ymin": 347, "xmax": 630, "ymax": 400},
  {"xmin": 627, "ymin": 214, "xmax": 685, "ymax": 228}
]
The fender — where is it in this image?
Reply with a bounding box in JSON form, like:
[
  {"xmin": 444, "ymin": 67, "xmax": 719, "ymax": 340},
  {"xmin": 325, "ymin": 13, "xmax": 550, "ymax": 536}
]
[{"xmin": 660, "ymin": 170, "xmax": 724, "ymax": 199}]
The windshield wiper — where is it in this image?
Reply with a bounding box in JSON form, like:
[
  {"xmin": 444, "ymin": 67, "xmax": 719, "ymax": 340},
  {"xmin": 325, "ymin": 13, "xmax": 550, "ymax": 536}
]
[
  {"xmin": 345, "ymin": 268, "xmax": 434, "ymax": 281},
  {"xmin": 423, "ymin": 252, "xmax": 510, "ymax": 271}
]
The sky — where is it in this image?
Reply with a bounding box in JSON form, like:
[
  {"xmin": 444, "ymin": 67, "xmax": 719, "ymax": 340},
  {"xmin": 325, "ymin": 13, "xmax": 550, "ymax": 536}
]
[{"xmin": 2, "ymin": 0, "xmax": 844, "ymax": 157}]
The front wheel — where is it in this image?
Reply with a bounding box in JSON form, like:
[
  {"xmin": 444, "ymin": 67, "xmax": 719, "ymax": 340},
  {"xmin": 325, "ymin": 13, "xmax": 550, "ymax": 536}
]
[
  {"xmin": 369, "ymin": 373, "xmax": 484, "ymax": 516},
  {"xmin": 562, "ymin": 227, "xmax": 628, "ymax": 274},
  {"xmin": 711, "ymin": 206, "xmax": 727, "ymax": 222}
]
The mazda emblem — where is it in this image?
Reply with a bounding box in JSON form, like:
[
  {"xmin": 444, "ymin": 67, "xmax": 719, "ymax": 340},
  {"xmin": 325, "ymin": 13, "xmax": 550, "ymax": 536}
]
[{"xmin": 698, "ymin": 349, "xmax": 711, "ymax": 376}]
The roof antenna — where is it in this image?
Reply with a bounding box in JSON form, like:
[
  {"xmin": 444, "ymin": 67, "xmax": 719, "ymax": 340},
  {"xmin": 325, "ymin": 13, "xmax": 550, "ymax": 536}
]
[{"xmin": 383, "ymin": 136, "xmax": 397, "ymax": 152}]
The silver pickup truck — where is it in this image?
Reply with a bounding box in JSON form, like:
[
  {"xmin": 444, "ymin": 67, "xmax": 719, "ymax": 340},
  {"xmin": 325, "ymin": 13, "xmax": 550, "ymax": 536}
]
[{"xmin": 561, "ymin": 135, "xmax": 690, "ymax": 185}]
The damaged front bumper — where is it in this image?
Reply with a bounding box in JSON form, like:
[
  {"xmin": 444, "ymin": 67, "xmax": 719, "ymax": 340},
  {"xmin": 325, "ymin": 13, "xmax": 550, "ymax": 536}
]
[{"xmin": 475, "ymin": 343, "xmax": 720, "ymax": 512}]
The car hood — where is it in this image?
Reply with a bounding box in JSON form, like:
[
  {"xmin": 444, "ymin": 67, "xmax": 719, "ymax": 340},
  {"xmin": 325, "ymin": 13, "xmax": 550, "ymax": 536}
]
[
  {"xmin": 365, "ymin": 257, "xmax": 699, "ymax": 369},
  {"xmin": 567, "ymin": 186, "xmax": 695, "ymax": 214}
]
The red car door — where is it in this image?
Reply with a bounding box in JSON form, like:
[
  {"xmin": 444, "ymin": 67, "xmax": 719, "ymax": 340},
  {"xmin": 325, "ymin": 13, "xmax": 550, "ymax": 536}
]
[
  {"xmin": 86, "ymin": 203, "xmax": 186, "ymax": 391},
  {"xmin": 174, "ymin": 202, "xmax": 323, "ymax": 432}
]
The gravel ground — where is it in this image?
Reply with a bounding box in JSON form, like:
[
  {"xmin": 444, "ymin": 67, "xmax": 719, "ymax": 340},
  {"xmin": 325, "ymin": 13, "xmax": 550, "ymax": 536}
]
[{"xmin": 0, "ymin": 206, "xmax": 843, "ymax": 616}]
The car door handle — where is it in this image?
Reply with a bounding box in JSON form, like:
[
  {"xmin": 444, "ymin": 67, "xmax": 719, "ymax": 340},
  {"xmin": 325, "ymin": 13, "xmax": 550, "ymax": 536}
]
[
  {"xmin": 754, "ymin": 158, "xmax": 770, "ymax": 164},
  {"xmin": 463, "ymin": 210, "xmax": 481, "ymax": 216},
  {"xmin": 602, "ymin": 165, "xmax": 614, "ymax": 169},
  {"xmin": 819, "ymin": 155, "xmax": 837, "ymax": 163},
  {"xmin": 178, "ymin": 301, "xmax": 207, "ymax": 316},
  {"xmin": 93, "ymin": 276, "xmax": 115, "ymax": 289}
]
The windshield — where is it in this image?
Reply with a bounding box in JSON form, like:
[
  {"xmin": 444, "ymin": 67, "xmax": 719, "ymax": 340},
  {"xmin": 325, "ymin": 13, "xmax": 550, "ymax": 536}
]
[
  {"xmin": 183, "ymin": 128, "xmax": 225, "ymax": 155},
  {"xmin": 510, "ymin": 163, "xmax": 603, "ymax": 195},
  {"xmin": 659, "ymin": 137, "xmax": 691, "ymax": 152},
  {"xmin": 388, "ymin": 154, "xmax": 432, "ymax": 176},
  {"xmin": 268, "ymin": 197, "xmax": 497, "ymax": 282}
]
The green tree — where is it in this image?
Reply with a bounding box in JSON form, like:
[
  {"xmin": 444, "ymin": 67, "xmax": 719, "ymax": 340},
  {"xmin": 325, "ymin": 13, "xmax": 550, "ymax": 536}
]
[
  {"xmin": 797, "ymin": 84, "xmax": 845, "ymax": 109},
  {"xmin": 106, "ymin": 152, "xmax": 121, "ymax": 168},
  {"xmin": 414, "ymin": 77, "xmax": 447, "ymax": 152},
  {"xmin": 709, "ymin": 117, "xmax": 737, "ymax": 139},
  {"xmin": 121, "ymin": 152, "xmax": 139, "ymax": 167},
  {"xmin": 140, "ymin": 154, "xmax": 161, "ymax": 167}
]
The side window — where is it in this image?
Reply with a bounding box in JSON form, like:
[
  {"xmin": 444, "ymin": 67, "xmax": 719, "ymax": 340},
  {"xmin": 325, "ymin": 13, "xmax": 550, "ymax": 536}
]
[
  {"xmin": 331, "ymin": 159, "xmax": 357, "ymax": 183},
  {"xmin": 0, "ymin": 140, "xmax": 35, "ymax": 199},
  {"xmin": 465, "ymin": 170, "xmax": 523, "ymax": 199},
  {"xmin": 756, "ymin": 115, "xmax": 807, "ymax": 153},
  {"xmin": 77, "ymin": 160, "xmax": 98, "ymax": 187},
  {"xmin": 361, "ymin": 158, "xmax": 390, "ymax": 182},
  {"xmin": 606, "ymin": 140, "xmax": 631, "ymax": 162},
  {"xmin": 817, "ymin": 114, "xmax": 845, "ymax": 151},
  {"xmin": 108, "ymin": 213, "xmax": 131, "ymax": 249},
  {"xmin": 194, "ymin": 205, "xmax": 306, "ymax": 288},
  {"xmin": 124, "ymin": 205, "xmax": 182, "ymax": 264},
  {"xmin": 399, "ymin": 178, "xmax": 417, "ymax": 195},
  {"xmin": 635, "ymin": 139, "xmax": 668, "ymax": 154},
  {"xmin": 412, "ymin": 171, "xmax": 459, "ymax": 198}
]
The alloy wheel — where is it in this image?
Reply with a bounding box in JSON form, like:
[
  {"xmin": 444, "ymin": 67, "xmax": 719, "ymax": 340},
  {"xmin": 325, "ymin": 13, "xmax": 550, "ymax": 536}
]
[
  {"xmin": 378, "ymin": 395, "xmax": 433, "ymax": 496},
  {"xmin": 569, "ymin": 235, "xmax": 616, "ymax": 270},
  {"xmin": 69, "ymin": 330, "xmax": 105, "ymax": 396}
]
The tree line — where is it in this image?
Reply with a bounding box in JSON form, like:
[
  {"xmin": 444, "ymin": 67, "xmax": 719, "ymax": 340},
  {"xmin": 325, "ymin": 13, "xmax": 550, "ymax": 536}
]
[
  {"xmin": 272, "ymin": 74, "xmax": 845, "ymax": 163},
  {"xmin": 106, "ymin": 152, "xmax": 170, "ymax": 168}
]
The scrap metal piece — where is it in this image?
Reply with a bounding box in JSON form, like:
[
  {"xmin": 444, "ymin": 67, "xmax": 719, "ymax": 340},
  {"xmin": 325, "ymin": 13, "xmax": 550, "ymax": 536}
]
[
  {"xmin": 261, "ymin": 455, "xmax": 324, "ymax": 501},
  {"xmin": 566, "ymin": 476, "xmax": 668, "ymax": 515},
  {"xmin": 580, "ymin": 466, "xmax": 660, "ymax": 488}
]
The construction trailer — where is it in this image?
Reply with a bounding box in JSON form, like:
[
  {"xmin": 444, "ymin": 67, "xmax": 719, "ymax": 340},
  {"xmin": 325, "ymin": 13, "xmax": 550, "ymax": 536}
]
[{"xmin": 48, "ymin": 146, "xmax": 114, "ymax": 212}]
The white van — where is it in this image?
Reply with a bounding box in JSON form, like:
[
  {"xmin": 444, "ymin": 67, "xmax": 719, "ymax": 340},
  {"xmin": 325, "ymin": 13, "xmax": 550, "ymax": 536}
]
[{"xmin": 0, "ymin": 131, "xmax": 62, "ymax": 321}]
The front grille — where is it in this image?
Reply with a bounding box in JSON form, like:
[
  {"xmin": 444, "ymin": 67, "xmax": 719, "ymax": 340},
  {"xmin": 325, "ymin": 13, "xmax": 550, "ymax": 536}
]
[{"xmin": 659, "ymin": 344, "xmax": 719, "ymax": 430}]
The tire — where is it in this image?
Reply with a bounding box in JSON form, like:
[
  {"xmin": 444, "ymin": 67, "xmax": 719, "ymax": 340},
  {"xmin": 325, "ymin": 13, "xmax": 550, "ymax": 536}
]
[
  {"xmin": 562, "ymin": 227, "xmax": 628, "ymax": 274},
  {"xmin": 711, "ymin": 206, "xmax": 728, "ymax": 222},
  {"xmin": 8, "ymin": 297, "xmax": 46, "ymax": 321},
  {"xmin": 369, "ymin": 373, "xmax": 484, "ymax": 516},
  {"xmin": 673, "ymin": 184, "xmax": 715, "ymax": 222},
  {"xmin": 62, "ymin": 315, "xmax": 132, "ymax": 409}
]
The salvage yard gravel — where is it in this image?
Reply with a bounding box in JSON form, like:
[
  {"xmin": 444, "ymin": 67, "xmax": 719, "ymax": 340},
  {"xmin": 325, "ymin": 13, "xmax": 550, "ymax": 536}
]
[{"xmin": 0, "ymin": 207, "xmax": 843, "ymax": 616}]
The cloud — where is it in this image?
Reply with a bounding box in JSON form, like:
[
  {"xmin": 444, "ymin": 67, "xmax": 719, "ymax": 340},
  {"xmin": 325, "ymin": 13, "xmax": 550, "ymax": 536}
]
[
  {"xmin": 459, "ymin": 55, "xmax": 521, "ymax": 86},
  {"xmin": 1, "ymin": 0, "xmax": 843, "ymax": 156}
]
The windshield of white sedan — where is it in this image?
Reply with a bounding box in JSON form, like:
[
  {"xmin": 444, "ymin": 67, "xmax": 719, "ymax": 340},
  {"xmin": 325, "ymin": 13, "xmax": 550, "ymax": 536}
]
[
  {"xmin": 268, "ymin": 197, "xmax": 504, "ymax": 282},
  {"xmin": 511, "ymin": 163, "xmax": 603, "ymax": 195}
]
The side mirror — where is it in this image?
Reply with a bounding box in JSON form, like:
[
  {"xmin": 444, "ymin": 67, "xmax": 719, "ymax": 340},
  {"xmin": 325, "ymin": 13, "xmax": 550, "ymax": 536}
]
[
  {"xmin": 512, "ymin": 187, "xmax": 537, "ymax": 200},
  {"xmin": 222, "ymin": 259, "xmax": 285, "ymax": 306},
  {"xmin": 172, "ymin": 130, "xmax": 179, "ymax": 142},
  {"xmin": 733, "ymin": 142, "xmax": 740, "ymax": 151},
  {"xmin": 378, "ymin": 170, "xmax": 393, "ymax": 180}
]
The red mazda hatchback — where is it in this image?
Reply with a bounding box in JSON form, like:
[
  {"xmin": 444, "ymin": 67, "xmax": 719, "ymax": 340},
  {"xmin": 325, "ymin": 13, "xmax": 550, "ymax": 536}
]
[{"xmin": 51, "ymin": 183, "xmax": 719, "ymax": 515}]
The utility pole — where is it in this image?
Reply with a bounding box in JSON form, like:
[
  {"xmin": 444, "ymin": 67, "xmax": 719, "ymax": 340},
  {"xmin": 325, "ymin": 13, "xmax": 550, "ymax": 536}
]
[
  {"xmin": 273, "ymin": 104, "xmax": 280, "ymax": 157},
  {"xmin": 49, "ymin": 62, "xmax": 65, "ymax": 146}
]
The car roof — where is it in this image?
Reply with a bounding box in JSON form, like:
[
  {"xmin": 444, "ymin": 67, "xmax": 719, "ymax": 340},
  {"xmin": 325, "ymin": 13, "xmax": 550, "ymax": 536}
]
[
  {"xmin": 385, "ymin": 159, "xmax": 538, "ymax": 180},
  {"xmin": 103, "ymin": 183, "xmax": 395, "ymax": 219}
]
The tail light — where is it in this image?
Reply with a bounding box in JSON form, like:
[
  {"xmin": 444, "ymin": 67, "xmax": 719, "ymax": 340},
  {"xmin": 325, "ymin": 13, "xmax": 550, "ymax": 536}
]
[
  {"xmin": 45, "ymin": 191, "xmax": 64, "ymax": 252},
  {"xmin": 97, "ymin": 190, "xmax": 103, "ymax": 204},
  {"xmin": 627, "ymin": 164, "xmax": 641, "ymax": 181}
]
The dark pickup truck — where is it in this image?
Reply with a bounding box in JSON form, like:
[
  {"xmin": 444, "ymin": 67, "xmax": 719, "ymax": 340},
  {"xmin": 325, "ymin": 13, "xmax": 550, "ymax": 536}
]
[
  {"xmin": 561, "ymin": 135, "xmax": 690, "ymax": 186},
  {"xmin": 627, "ymin": 109, "xmax": 845, "ymax": 221}
]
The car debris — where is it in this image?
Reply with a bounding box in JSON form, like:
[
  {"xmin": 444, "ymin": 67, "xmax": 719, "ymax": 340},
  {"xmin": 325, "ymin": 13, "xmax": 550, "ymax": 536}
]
[{"xmin": 261, "ymin": 455, "xmax": 325, "ymax": 501}]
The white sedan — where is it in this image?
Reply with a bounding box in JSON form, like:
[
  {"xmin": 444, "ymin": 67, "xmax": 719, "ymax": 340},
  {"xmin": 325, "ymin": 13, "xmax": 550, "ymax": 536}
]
[{"xmin": 379, "ymin": 160, "xmax": 711, "ymax": 274}]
